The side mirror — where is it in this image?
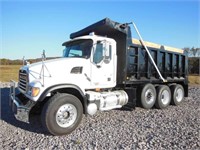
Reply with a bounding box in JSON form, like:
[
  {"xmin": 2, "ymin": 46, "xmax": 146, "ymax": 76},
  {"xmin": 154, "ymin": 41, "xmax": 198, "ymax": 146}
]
[{"xmin": 103, "ymin": 45, "xmax": 111, "ymax": 64}]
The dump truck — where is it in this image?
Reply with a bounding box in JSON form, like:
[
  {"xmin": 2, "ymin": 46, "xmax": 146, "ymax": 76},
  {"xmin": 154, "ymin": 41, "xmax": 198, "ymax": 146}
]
[{"xmin": 10, "ymin": 18, "xmax": 188, "ymax": 135}]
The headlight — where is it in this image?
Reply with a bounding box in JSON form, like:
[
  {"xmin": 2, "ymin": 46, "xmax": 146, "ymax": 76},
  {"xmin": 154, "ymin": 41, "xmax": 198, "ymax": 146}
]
[
  {"xmin": 28, "ymin": 87, "xmax": 40, "ymax": 97},
  {"xmin": 32, "ymin": 87, "xmax": 40, "ymax": 97}
]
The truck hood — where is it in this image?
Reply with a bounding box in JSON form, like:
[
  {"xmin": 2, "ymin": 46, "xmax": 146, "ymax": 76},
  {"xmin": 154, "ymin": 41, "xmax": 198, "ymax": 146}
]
[{"xmin": 25, "ymin": 57, "xmax": 89, "ymax": 83}]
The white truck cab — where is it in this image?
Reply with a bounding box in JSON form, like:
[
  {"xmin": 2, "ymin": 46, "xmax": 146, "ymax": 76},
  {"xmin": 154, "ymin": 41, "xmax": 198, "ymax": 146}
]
[
  {"xmin": 10, "ymin": 33, "xmax": 128, "ymax": 135},
  {"xmin": 17, "ymin": 34, "xmax": 117, "ymax": 102},
  {"xmin": 62, "ymin": 34, "xmax": 117, "ymax": 89}
]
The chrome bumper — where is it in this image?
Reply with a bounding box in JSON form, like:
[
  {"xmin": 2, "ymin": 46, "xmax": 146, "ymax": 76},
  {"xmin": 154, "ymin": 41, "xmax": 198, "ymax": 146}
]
[{"xmin": 9, "ymin": 80, "xmax": 35, "ymax": 123}]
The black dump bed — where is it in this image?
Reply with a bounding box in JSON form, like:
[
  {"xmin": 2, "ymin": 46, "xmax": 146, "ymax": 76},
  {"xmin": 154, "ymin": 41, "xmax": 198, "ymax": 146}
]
[{"xmin": 70, "ymin": 18, "xmax": 188, "ymax": 86}]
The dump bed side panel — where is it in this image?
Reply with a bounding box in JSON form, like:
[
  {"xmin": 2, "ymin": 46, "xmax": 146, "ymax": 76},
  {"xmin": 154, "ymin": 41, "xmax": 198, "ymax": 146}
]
[{"xmin": 126, "ymin": 44, "xmax": 188, "ymax": 84}]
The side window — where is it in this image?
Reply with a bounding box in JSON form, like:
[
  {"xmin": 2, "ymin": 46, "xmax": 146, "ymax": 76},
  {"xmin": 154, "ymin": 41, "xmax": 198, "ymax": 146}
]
[{"xmin": 93, "ymin": 43, "xmax": 103, "ymax": 64}]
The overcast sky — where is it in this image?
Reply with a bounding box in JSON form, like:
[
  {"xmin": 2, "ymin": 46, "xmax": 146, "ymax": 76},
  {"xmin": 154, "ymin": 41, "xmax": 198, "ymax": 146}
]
[{"xmin": 1, "ymin": 0, "xmax": 199, "ymax": 59}]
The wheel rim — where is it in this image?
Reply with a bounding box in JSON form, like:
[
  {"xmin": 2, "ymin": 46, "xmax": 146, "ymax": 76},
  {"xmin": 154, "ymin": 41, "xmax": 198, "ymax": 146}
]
[
  {"xmin": 56, "ymin": 104, "xmax": 77, "ymax": 128},
  {"xmin": 176, "ymin": 88, "xmax": 183, "ymax": 102},
  {"xmin": 145, "ymin": 89, "xmax": 155, "ymax": 104},
  {"xmin": 161, "ymin": 90, "xmax": 170, "ymax": 105}
]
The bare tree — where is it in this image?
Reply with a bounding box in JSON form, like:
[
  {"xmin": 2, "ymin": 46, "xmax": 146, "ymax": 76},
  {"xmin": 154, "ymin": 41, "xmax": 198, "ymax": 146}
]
[
  {"xmin": 183, "ymin": 47, "xmax": 191, "ymax": 56},
  {"xmin": 191, "ymin": 47, "xmax": 195, "ymax": 57},
  {"xmin": 196, "ymin": 48, "xmax": 200, "ymax": 57},
  {"xmin": 184, "ymin": 47, "xmax": 200, "ymax": 57}
]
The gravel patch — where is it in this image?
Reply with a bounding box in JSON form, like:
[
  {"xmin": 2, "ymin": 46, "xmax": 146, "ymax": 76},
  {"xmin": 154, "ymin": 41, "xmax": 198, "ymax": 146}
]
[{"xmin": 0, "ymin": 86, "xmax": 200, "ymax": 149}]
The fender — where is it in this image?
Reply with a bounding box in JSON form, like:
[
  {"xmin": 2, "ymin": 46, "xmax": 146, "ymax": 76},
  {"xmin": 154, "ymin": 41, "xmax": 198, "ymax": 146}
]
[
  {"xmin": 38, "ymin": 84, "xmax": 86, "ymax": 102},
  {"xmin": 38, "ymin": 84, "xmax": 88, "ymax": 114}
]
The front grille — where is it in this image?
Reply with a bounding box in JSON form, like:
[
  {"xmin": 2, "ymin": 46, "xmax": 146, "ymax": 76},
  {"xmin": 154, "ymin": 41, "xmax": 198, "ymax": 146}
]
[{"xmin": 19, "ymin": 70, "xmax": 28, "ymax": 93}]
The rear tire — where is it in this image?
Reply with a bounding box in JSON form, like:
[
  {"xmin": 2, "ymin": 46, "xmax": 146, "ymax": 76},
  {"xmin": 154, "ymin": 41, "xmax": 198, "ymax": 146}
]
[
  {"xmin": 170, "ymin": 84, "xmax": 184, "ymax": 105},
  {"xmin": 155, "ymin": 85, "xmax": 171, "ymax": 109},
  {"xmin": 41, "ymin": 93, "xmax": 83, "ymax": 136},
  {"xmin": 140, "ymin": 84, "xmax": 156, "ymax": 109}
]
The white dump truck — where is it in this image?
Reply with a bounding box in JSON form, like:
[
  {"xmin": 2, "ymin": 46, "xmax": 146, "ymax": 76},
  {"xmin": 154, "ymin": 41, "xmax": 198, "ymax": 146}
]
[{"xmin": 10, "ymin": 18, "xmax": 188, "ymax": 135}]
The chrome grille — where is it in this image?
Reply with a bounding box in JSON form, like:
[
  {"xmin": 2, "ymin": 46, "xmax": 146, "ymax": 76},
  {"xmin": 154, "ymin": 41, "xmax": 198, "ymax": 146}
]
[{"xmin": 19, "ymin": 70, "xmax": 28, "ymax": 92}]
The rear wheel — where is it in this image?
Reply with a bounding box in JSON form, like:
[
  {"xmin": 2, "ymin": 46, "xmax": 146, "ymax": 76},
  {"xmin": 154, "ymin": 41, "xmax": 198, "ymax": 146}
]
[
  {"xmin": 41, "ymin": 93, "xmax": 83, "ymax": 136},
  {"xmin": 170, "ymin": 84, "xmax": 184, "ymax": 105},
  {"xmin": 140, "ymin": 84, "xmax": 156, "ymax": 109},
  {"xmin": 155, "ymin": 85, "xmax": 171, "ymax": 109}
]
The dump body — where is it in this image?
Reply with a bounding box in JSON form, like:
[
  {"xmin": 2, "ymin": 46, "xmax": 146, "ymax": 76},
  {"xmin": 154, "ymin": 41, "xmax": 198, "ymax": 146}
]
[
  {"xmin": 70, "ymin": 18, "xmax": 188, "ymax": 88},
  {"xmin": 127, "ymin": 39, "xmax": 188, "ymax": 84}
]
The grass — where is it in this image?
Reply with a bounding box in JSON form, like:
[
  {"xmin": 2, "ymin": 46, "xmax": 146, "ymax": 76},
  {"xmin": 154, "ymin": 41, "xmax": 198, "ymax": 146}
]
[
  {"xmin": 0, "ymin": 65, "xmax": 22, "ymax": 82},
  {"xmin": 188, "ymin": 75, "xmax": 200, "ymax": 85},
  {"xmin": 0, "ymin": 65, "xmax": 200, "ymax": 86}
]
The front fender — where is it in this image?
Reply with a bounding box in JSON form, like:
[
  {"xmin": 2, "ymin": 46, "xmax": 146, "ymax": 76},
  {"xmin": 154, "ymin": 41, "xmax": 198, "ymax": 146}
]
[{"xmin": 38, "ymin": 84, "xmax": 86, "ymax": 102}]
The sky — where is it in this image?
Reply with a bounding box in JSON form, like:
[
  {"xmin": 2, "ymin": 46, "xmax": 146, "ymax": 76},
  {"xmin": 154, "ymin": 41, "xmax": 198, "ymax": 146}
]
[{"xmin": 1, "ymin": 0, "xmax": 200, "ymax": 60}]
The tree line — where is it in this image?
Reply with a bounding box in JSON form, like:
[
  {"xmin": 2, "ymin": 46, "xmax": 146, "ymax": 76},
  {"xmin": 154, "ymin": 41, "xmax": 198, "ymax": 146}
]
[
  {"xmin": 0, "ymin": 58, "xmax": 38, "ymax": 65},
  {"xmin": 188, "ymin": 57, "xmax": 200, "ymax": 75},
  {"xmin": 0, "ymin": 57, "xmax": 59, "ymax": 65},
  {"xmin": 183, "ymin": 47, "xmax": 200, "ymax": 75},
  {"xmin": 183, "ymin": 47, "xmax": 200, "ymax": 57}
]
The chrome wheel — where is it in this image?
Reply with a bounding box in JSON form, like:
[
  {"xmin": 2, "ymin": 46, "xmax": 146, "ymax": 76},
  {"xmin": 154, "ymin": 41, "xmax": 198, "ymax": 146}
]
[
  {"xmin": 176, "ymin": 88, "xmax": 184, "ymax": 102},
  {"xmin": 155, "ymin": 85, "xmax": 171, "ymax": 109},
  {"xmin": 141, "ymin": 84, "xmax": 156, "ymax": 109},
  {"xmin": 145, "ymin": 89, "xmax": 155, "ymax": 104},
  {"xmin": 170, "ymin": 84, "xmax": 184, "ymax": 106},
  {"xmin": 161, "ymin": 90, "xmax": 170, "ymax": 105},
  {"xmin": 56, "ymin": 104, "xmax": 78, "ymax": 128}
]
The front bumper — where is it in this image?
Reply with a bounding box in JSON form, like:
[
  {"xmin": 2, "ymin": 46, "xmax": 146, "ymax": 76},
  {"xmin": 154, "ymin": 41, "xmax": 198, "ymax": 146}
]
[{"xmin": 9, "ymin": 81, "xmax": 35, "ymax": 123}]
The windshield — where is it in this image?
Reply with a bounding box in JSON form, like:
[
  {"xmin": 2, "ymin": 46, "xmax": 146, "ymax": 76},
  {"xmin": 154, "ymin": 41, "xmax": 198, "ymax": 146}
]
[{"xmin": 63, "ymin": 39, "xmax": 93, "ymax": 59}]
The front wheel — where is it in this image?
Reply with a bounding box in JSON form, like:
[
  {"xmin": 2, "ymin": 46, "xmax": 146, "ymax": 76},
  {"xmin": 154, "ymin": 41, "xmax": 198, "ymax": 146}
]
[{"xmin": 41, "ymin": 93, "xmax": 83, "ymax": 136}]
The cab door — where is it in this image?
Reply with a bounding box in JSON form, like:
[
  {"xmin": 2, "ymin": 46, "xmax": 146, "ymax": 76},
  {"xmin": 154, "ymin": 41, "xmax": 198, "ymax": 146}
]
[{"xmin": 90, "ymin": 40, "xmax": 116, "ymax": 88}]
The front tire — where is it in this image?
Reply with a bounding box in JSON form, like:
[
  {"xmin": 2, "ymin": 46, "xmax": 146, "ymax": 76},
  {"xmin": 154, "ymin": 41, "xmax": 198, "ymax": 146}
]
[
  {"xmin": 41, "ymin": 93, "xmax": 83, "ymax": 136},
  {"xmin": 140, "ymin": 84, "xmax": 156, "ymax": 109}
]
